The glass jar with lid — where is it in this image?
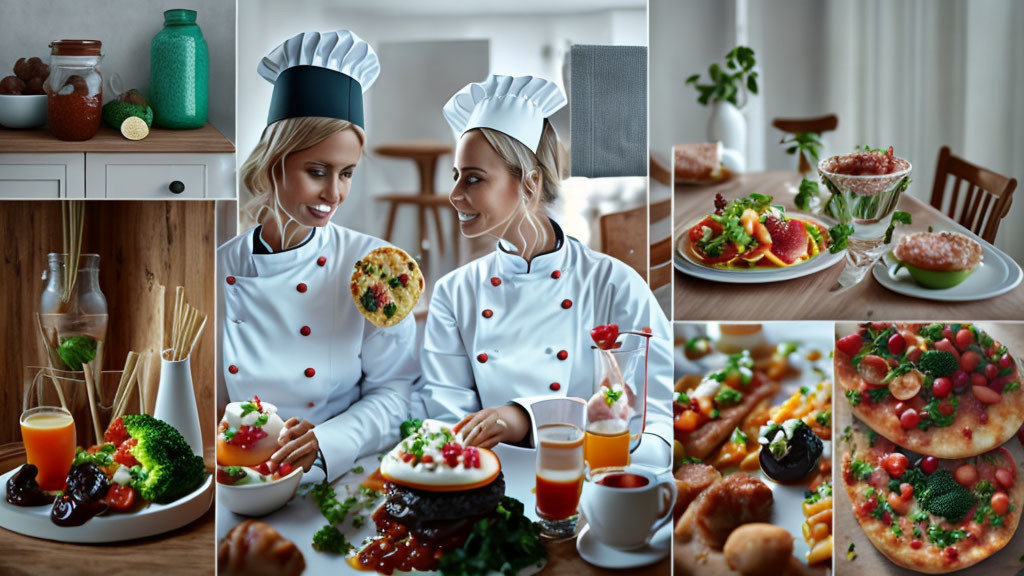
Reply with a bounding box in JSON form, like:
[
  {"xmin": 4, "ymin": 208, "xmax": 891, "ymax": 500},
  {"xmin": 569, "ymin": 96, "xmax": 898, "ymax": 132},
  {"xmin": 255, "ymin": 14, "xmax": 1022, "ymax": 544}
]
[{"xmin": 45, "ymin": 40, "xmax": 103, "ymax": 141}]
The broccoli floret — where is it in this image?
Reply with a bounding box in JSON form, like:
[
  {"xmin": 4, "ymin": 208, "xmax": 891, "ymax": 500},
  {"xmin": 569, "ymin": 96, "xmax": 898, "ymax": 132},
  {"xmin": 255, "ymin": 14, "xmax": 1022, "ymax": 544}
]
[
  {"xmin": 918, "ymin": 469, "xmax": 975, "ymax": 522},
  {"xmin": 121, "ymin": 414, "xmax": 206, "ymax": 504},
  {"xmin": 918, "ymin": 350, "xmax": 959, "ymax": 378},
  {"xmin": 312, "ymin": 524, "xmax": 351, "ymax": 554}
]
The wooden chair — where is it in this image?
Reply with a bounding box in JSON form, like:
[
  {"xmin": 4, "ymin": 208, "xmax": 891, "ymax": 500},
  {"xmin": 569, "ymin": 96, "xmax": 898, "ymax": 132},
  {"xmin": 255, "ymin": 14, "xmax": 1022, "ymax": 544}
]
[
  {"xmin": 771, "ymin": 114, "xmax": 839, "ymax": 174},
  {"xmin": 929, "ymin": 146, "xmax": 1017, "ymax": 244},
  {"xmin": 600, "ymin": 198, "xmax": 672, "ymax": 290},
  {"xmin": 375, "ymin": 141, "xmax": 456, "ymax": 267}
]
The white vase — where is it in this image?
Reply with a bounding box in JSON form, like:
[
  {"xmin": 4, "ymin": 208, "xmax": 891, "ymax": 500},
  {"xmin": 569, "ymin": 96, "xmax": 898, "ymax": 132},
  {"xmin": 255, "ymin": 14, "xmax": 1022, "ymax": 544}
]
[
  {"xmin": 154, "ymin": 348, "xmax": 203, "ymax": 457},
  {"xmin": 707, "ymin": 101, "xmax": 747, "ymax": 172}
]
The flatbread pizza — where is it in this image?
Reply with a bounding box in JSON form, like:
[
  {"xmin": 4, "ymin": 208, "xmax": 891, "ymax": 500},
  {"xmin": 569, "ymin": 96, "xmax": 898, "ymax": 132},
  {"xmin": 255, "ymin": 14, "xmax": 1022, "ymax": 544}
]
[
  {"xmin": 840, "ymin": 421, "xmax": 1021, "ymax": 573},
  {"xmin": 835, "ymin": 323, "xmax": 1024, "ymax": 459},
  {"xmin": 350, "ymin": 246, "xmax": 424, "ymax": 328}
]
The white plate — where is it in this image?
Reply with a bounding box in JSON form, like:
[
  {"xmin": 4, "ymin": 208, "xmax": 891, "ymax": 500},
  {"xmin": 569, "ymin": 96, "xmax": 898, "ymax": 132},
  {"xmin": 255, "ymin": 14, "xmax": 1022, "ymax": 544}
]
[
  {"xmin": 674, "ymin": 214, "xmax": 845, "ymax": 284},
  {"xmin": 674, "ymin": 323, "xmax": 835, "ymax": 570},
  {"xmin": 0, "ymin": 471, "xmax": 213, "ymax": 544},
  {"xmin": 576, "ymin": 519, "xmax": 671, "ymax": 569},
  {"xmin": 872, "ymin": 231, "xmax": 1023, "ymax": 301}
]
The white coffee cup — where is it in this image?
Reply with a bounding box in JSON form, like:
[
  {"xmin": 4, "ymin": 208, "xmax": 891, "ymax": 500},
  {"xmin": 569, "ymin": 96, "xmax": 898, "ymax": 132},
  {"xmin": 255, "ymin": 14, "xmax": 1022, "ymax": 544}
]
[{"xmin": 580, "ymin": 465, "xmax": 676, "ymax": 550}]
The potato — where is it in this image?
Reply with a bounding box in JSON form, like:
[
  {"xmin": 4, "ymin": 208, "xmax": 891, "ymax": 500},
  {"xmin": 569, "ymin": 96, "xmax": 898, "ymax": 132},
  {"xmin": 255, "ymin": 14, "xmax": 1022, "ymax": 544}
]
[{"xmin": 723, "ymin": 523, "xmax": 794, "ymax": 576}]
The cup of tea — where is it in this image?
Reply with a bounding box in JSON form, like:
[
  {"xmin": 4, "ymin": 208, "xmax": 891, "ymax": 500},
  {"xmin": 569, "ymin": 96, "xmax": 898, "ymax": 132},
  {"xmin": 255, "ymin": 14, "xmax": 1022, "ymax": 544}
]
[{"xmin": 580, "ymin": 465, "xmax": 676, "ymax": 550}]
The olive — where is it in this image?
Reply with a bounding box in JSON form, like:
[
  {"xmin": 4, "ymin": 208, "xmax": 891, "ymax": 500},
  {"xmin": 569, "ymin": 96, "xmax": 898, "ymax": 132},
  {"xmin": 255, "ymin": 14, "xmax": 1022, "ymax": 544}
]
[
  {"xmin": 51, "ymin": 492, "xmax": 106, "ymax": 527},
  {"xmin": 65, "ymin": 464, "xmax": 109, "ymax": 502},
  {"xmin": 5, "ymin": 464, "xmax": 53, "ymax": 507},
  {"xmin": 759, "ymin": 424, "xmax": 823, "ymax": 483}
]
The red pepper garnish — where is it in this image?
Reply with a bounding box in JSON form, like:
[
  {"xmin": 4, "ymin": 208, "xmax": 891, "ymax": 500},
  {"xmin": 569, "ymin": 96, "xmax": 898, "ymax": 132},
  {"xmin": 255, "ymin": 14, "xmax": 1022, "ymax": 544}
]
[
  {"xmin": 591, "ymin": 324, "xmax": 622, "ymax": 351},
  {"xmin": 253, "ymin": 395, "xmax": 263, "ymax": 412}
]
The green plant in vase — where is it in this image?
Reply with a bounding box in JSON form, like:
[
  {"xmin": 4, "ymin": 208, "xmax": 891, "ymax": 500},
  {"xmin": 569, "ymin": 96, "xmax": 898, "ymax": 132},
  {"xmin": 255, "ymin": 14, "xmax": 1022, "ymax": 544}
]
[
  {"xmin": 782, "ymin": 131, "xmax": 823, "ymax": 176},
  {"xmin": 685, "ymin": 46, "xmax": 759, "ymax": 106}
]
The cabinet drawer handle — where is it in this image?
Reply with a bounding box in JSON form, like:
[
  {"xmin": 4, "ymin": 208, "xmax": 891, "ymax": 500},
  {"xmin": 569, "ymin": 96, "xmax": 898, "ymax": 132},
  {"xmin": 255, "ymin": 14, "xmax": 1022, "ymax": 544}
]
[{"xmin": 169, "ymin": 181, "xmax": 185, "ymax": 194}]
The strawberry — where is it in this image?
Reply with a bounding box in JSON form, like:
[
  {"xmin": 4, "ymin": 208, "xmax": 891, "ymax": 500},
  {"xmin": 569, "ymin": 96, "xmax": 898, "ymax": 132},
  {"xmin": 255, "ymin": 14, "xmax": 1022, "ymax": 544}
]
[
  {"xmin": 765, "ymin": 216, "xmax": 809, "ymax": 264},
  {"xmin": 591, "ymin": 324, "xmax": 622, "ymax": 350}
]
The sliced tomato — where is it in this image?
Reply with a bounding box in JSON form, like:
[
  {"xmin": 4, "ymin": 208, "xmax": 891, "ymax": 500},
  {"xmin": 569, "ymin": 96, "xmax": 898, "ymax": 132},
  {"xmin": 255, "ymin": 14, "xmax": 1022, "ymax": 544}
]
[
  {"xmin": 699, "ymin": 243, "xmax": 739, "ymax": 265},
  {"xmin": 113, "ymin": 438, "xmax": 139, "ymax": 468},
  {"xmin": 104, "ymin": 417, "xmax": 130, "ymax": 446},
  {"xmin": 688, "ymin": 217, "xmax": 722, "ymax": 244},
  {"xmin": 103, "ymin": 484, "xmax": 135, "ymax": 510}
]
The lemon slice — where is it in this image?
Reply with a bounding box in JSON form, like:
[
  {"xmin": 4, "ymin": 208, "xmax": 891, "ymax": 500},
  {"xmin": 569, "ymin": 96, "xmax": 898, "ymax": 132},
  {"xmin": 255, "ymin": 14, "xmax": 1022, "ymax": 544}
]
[{"xmin": 120, "ymin": 116, "xmax": 149, "ymax": 141}]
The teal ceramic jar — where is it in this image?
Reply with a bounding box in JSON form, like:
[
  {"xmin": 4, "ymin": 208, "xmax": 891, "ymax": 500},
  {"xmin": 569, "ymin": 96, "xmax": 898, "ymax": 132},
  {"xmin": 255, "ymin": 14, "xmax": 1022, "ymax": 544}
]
[{"xmin": 150, "ymin": 9, "xmax": 209, "ymax": 129}]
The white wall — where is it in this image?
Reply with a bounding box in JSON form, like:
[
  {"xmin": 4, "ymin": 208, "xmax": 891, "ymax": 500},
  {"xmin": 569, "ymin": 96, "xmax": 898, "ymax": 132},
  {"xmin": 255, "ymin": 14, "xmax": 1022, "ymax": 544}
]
[
  {"xmin": 237, "ymin": 0, "xmax": 646, "ymax": 264},
  {"xmin": 0, "ymin": 0, "xmax": 235, "ymax": 140}
]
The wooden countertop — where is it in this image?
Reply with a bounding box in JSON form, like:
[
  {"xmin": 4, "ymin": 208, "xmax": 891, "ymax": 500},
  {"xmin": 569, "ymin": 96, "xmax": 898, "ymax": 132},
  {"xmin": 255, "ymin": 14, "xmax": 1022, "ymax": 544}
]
[
  {"xmin": 674, "ymin": 172, "xmax": 1024, "ymax": 321},
  {"xmin": 0, "ymin": 123, "xmax": 234, "ymax": 154},
  {"xmin": 0, "ymin": 443, "xmax": 214, "ymax": 575}
]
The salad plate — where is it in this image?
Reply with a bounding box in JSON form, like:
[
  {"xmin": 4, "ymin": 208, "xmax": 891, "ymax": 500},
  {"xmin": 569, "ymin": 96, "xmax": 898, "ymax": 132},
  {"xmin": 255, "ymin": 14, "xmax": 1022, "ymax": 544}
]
[{"xmin": 0, "ymin": 471, "xmax": 212, "ymax": 544}]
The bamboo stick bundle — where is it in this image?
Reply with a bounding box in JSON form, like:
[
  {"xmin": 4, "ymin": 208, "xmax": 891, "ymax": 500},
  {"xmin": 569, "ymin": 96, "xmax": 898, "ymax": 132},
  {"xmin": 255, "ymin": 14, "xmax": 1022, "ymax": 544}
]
[{"xmin": 168, "ymin": 286, "xmax": 207, "ymax": 361}]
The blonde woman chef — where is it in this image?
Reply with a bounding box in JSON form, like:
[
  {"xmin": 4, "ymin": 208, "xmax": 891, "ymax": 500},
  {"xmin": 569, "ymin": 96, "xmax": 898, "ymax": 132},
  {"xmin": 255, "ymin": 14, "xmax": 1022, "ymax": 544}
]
[
  {"xmin": 217, "ymin": 30, "xmax": 419, "ymax": 482},
  {"xmin": 417, "ymin": 75, "xmax": 673, "ymax": 455}
]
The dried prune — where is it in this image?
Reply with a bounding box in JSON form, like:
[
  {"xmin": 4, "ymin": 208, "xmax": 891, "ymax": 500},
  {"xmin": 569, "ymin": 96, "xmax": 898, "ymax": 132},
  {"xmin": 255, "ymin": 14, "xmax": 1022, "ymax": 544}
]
[
  {"xmin": 0, "ymin": 75, "xmax": 25, "ymax": 95},
  {"xmin": 5, "ymin": 464, "xmax": 53, "ymax": 507}
]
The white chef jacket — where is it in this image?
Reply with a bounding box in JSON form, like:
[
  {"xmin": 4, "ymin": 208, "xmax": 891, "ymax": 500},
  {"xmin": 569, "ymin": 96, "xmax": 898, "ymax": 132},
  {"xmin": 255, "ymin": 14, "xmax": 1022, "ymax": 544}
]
[
  {"xmin": 217, "ymin": 222, "xmax": 419, "ymax": 482},
  {"xmin": 418, "ymin": 220, "xmax": 674, "ymax": 448}
]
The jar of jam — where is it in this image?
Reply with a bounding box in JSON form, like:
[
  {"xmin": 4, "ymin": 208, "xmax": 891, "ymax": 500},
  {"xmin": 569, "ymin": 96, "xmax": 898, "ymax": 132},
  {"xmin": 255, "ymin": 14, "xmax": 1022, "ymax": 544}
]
[{"xmin": 46, "ymin": 40, "xmax": 103, "ymax": 141}]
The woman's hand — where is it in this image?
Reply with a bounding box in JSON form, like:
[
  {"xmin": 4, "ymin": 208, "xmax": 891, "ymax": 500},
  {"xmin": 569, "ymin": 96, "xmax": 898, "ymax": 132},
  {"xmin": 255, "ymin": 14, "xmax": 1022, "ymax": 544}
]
[
  {"xmin": 454, "ymin": 405, "xmax": 530, "ymax": 449},
  {"xmin": 269, "ymin": 417, "xmax": 319, "ymax": 473}
]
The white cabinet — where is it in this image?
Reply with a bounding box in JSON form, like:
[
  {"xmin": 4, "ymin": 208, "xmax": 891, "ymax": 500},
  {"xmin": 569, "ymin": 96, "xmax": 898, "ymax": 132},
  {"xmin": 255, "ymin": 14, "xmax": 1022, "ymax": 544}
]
[
  {"xmin": 86, "ymin": 153, "xmax": 234, "ymax": 199},
  {"xmin": 0, "ymin": 154, "xmax": 85, "ymax": 198}
]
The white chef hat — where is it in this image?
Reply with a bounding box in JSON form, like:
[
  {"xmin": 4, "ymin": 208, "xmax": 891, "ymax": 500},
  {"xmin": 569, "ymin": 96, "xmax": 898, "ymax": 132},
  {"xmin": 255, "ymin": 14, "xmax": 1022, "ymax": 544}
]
[
  {"xmin": 443, "ymin": 74, "xmax": 567, "ymax": 153},
  {"xmin": 257, "ymin": 29, "xmax": 380, "ymax": 127}
]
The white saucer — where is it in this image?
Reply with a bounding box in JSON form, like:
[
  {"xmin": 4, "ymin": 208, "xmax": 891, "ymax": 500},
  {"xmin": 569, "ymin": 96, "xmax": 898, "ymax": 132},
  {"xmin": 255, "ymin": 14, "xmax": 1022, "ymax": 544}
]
[{"xmin": 576, "ymin": 520, "xmax": 671, "ymax": 569}]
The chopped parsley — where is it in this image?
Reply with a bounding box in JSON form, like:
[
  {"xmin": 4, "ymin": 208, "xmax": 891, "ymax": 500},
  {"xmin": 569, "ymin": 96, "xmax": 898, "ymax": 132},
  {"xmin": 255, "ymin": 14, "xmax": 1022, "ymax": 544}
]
[
  {"xmin": 866, "ymin": 387, "xmax": 891, "ymax": 404},
  {"xmin": 850, "ymin": 459, "xmax": 873, "ymax": 482},
  {"xmin": 730, "ymin": 427, "xmax": 748, "ymax": 445},
  {"xmin": 926, "ymin": 525, "xmax": 967, "ymax": 549},
  {"xmin": 815, "ymin": 410, "xmax": 832, "ymax": 427},
  {"xmin": 804, "ymin": 482, "xmax": 833, "ymax": 504},
  {"xmin": 845, "ymin": 390, "xmax": 862, "ymax": 407},
  {"xmin": 919, "ymin": 397, "xmax": 958, "ymax": 430},
  {"xmin": 715, "ymin": 386, "xmax": 743, "ymax": 407}
]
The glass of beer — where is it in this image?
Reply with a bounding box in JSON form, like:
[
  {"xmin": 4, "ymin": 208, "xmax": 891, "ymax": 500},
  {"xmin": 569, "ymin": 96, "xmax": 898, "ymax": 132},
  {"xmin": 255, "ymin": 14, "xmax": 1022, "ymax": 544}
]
[
  {"xmin": 585, "ymin": 334, "xmax": 648, "ymax": 470},
  {"xmin": 533, "ymin": 397, "xmax": 587, "ymax": 540}
]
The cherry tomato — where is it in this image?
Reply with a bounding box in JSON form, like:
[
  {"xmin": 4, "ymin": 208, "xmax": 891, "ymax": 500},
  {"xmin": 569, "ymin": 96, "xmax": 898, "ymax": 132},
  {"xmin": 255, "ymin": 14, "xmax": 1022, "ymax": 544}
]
[
  {"xmin": 882, "ymin": 453, "xmax": 909, "ymax": 478},
  {"xmin": 954, "ymin": 464, "xmax": 978, "ymax": 486},
  {"xmin": 920, "ymin": 456, "xmax": 938, "ymax": 474},
  {"xmin": 995, "ymin": 468, "xmax": 1014, "ymax": 489},
  {"xmin": 894, "ymin": 402, "xmax": 908, "ymax": 415},
  {"xmin": 899, "ymin": 408, "xmax": 920, "ymax": 429},
  {"xmin": 951, "ymin": 370, "xmax": 969, "ymax": 392},
  {"xmin": 910, "ymin": 539, "xmax": 922, "ymax": 550},
  {"xmin": 942, "ymin": 326, "xmax": 955, "ymax": 341},
  {"xmin": 935, "ymin": 339, "xmax": 960, "ymax": 362},
  {"xmin": 938, "ymin": 401, "xmax": 955, "ymax": 416},
  {"xmin": 972, "ymin": 385, "xmax": 1001, "ymax": 404},
  {"xmin": 858, "ymin": 355, "xmax": 891, "ymax": 386},
  {"xmin": 985, "ymin": 363, "xmax": 1000, "ymax": 380},
  {"xmin": 955, "ymin": 328, "xmax": 974, "ymax": 351},
  {"xmin": 970, "ymin": 372, "xmax": 988, "ymax": 388},
  {"xmin": 999, "ymin": 354, "xmax": 1013, "ymax": 369},
  {"xmin": 932, "ymin": 377, "xmax": 952, "ymax": 398},
  {"xmin": 991, "ymin": 492, "xmax": 1010, "ymax": 516},
  {"xmin": 899, "ymin": 482, "xmax": 914, "ymax": 500},
  {"xmin": 837, "ymin": 333, "xmax": 864, "ymax": 357},
  {"xmin": 103, "ymin": 484, "xmax": 135, "ymax": 511},
  {"xmin": 277, "ymin": 462, "xmax": 294, "ymax": 478},
  {"xmin": 888, "ymin": 333, "xmax": 906, "ymax": 355},
  {"xmin": 907, "ymin": 347, "xmax": 923, "ymax": 363},
  {"xmin": 255, "ymin": 461, "xmax": 272, "ymax": 475},
  {"xmin": 960, "ymin": 351, "xmax": 981, "ymax": 373},
  {"xmin": 887, "ymin": 491, "xmax": 911, "ymax": 515}
]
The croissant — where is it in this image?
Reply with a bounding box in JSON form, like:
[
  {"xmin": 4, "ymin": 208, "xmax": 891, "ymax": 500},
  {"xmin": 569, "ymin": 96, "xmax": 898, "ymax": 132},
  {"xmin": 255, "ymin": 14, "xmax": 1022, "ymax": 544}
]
[{"xmin": 218, "ymin": 520, "xmax": 305, "ymax": 576}]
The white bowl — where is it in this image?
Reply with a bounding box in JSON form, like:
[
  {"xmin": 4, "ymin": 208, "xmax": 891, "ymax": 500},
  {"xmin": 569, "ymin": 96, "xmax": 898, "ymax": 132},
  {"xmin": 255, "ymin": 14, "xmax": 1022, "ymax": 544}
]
[
  {"xmin": 0, "ymin": 94, "xmax": 47, "ymax": 129},
  {"xmin": 217, "ymin": 466, "xmax": 304, "ymax": 517}
]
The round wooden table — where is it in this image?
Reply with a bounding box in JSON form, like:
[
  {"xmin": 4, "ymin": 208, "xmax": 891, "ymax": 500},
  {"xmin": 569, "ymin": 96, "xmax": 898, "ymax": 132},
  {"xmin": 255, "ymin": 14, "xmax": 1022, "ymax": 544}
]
[{"xmin": 0, "ymin": 443, "xmax": 215, "ymax": 575}]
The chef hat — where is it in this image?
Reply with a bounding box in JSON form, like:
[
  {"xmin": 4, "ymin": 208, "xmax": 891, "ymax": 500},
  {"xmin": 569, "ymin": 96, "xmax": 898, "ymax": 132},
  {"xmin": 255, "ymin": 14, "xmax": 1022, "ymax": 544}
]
[
  {"xmin": 443, "ymin": 74, "xmax": 567, "ymax": 153},
  {"xmin": 257, "ymin": 30, "xmax": 380, "ymax": 127}
]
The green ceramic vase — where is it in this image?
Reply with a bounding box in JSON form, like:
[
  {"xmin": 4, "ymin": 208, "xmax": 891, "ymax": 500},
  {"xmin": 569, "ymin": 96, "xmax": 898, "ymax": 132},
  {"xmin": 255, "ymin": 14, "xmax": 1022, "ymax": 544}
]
[{"xmin": 150, "ymin": 9, "xmax": 209, "ymax": 129}]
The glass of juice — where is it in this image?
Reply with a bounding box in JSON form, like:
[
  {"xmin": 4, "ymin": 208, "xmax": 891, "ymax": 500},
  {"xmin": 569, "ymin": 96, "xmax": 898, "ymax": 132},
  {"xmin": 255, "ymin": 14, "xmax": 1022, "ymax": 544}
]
[
  {"xmin": 585, "ymin": 333, "xmax": 648, "ymax": 470},
  {"xmin": 20, "ymin": 406, "xmax": 76, "ymax": 491},
  {"xmin": 532, "ymin": 397, "xmax": 587, "ymax": 540}
]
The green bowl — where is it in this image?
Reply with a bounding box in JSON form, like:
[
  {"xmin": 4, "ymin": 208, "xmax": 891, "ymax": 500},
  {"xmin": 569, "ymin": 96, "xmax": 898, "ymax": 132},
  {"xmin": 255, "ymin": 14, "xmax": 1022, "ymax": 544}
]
[{"xmin": 896, "ymin": 262, "xmax": 975, "ymax": 289}]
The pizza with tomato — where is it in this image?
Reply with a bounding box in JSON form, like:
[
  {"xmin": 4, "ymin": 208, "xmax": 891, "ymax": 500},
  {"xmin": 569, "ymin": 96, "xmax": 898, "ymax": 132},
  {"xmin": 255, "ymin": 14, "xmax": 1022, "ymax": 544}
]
[
  {"xmin": 840, "ymin": 421, "xmax": 1021, "ymax": 573},
  {"xmin": 835, "ymin": 323, "xmax": 1024, "ymax": 459},
  {"xmin": 351, "ymin": 247, "xmax": 424, "ymax": 328}
]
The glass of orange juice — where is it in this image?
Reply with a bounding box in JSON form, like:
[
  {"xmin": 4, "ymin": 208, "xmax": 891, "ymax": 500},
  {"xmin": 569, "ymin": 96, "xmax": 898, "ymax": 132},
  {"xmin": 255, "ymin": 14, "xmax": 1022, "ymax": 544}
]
[
  {"xmin": 20, "ymin": 406, "xmax": 76, "ymax": 491},
  {"xmin": 585, "ymin": 333, "xmax": 648, "ymax": 470},
  {"xmin": 533, "ymin": 397, "xmax": 587, "ymax": 540}
]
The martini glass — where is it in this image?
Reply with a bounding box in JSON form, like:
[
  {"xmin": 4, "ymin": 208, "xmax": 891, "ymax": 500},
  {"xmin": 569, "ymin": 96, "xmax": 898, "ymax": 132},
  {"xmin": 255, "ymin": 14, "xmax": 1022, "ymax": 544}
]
[{"xmin": 818, "ymin": 155, "xmax": 912, "ymax": 291}]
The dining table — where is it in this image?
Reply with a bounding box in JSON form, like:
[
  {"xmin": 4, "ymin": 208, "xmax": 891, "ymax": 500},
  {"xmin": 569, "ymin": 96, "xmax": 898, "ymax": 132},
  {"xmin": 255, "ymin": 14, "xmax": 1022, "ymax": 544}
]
[
  {"xmin": 673, "ymin": 172, "xmax": 1024, "ymax": 321},
  {"xmin": 0, "ymin": 443, "xmax": 215, "ymax": 576}
]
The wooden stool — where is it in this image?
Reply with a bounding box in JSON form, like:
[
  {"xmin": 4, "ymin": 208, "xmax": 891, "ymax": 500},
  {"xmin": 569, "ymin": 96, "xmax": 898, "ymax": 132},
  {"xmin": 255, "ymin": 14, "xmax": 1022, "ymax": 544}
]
[{"xmin": 375, "ymin": 141, "xmax": 456, "ymax": 266}]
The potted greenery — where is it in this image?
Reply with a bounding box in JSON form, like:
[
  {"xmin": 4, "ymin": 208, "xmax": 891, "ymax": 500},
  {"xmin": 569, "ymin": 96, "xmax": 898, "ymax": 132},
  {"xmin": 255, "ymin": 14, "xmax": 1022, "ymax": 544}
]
[
  {"xmin": 685, "ymin": 46, "xmax": 759, "ymax": 165},
  {"xmin": 781, "ymin": 131, "xmax": 822, "ymax": 177}
]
